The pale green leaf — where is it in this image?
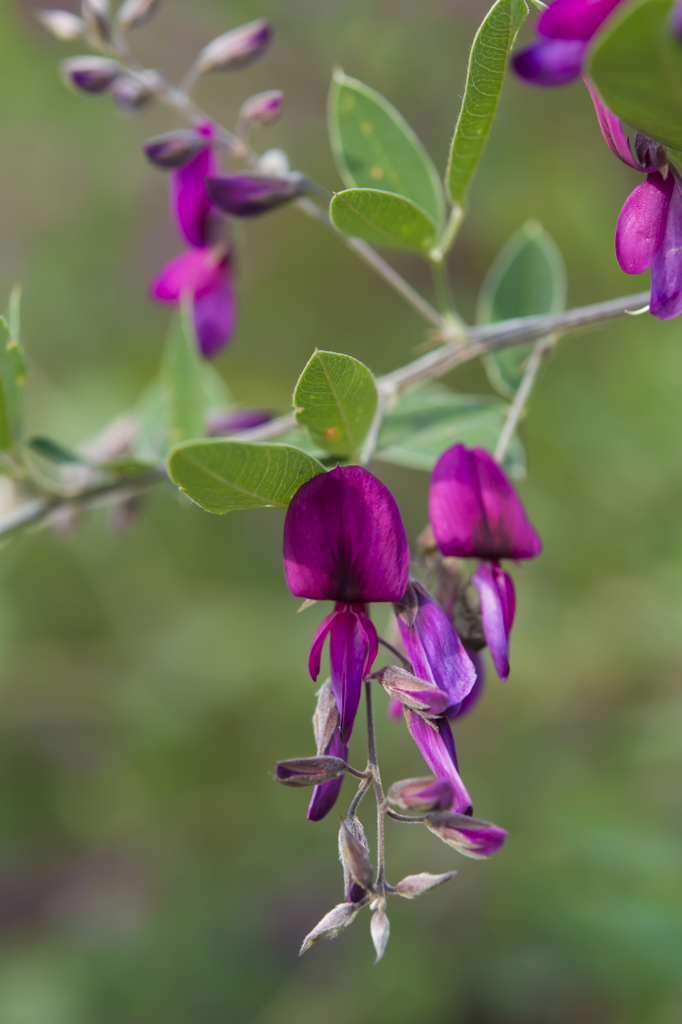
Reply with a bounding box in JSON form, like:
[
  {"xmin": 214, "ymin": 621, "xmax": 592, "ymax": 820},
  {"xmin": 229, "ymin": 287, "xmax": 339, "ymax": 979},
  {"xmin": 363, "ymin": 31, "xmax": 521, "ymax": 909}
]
[
  {"xmin": 161, "ymin": 305, "xmax": 208, "ymax": 444},
  {"xmin": 294, "ymin": 349, "xmax": 378, "ymax": 458},
  {"xmin": 330, "ymin": 189, "xmax": 437, "ymax": 253},
  {"xmin": 0, "ymin": 302, "xmax": 27, "ymax": 453},
  {"xmin": 167, "ymin": 440, "xmax": 326, "ymax": 513}
]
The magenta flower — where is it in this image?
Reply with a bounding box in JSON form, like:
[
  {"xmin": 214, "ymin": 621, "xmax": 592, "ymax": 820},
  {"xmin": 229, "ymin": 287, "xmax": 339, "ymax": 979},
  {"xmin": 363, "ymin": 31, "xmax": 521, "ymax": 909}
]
[
  {"xmin": 513, "ymin": 0, "xmax": 625, "ymax": 86},
  {"xmin": 429, "ymin": 444, "xmax": 541, "ymax": 680},
  {"xmin": 149, "ymin": 123, "xmax": 237, "ymax": 357},
  {"xmin": 284, "ymin": 466, "xmax": 410, "ymax": 744},
  {"xmin": 404, "ymin": 709, "xmax": 472, "ymax": 815},
  {"xmin": 425, "ymin": 812, "xmax": 508, "ymax": 859},
  {"xmin": 206, "ymin": 173, "xmax": 306, "ymax": 217}
]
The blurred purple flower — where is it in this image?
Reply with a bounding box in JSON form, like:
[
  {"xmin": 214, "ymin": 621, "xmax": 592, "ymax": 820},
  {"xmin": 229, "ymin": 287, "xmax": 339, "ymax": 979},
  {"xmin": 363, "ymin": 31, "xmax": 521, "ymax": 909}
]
[
  {"xmin": 206, "ymin": 408, "xmax": 273, "ymax": 436},
  {"xmin": 283, "ymin": 465, "xmax": 410, "ymax": 743},
  {"xmin": 448, "ymin": 649, "xmax": 485, "ymax": 719},
  {"xmin": 206, "ymin": 173, "xmax": 306, "ymax": 217},
  {"xmin": 404, "ymin": 709, "xmax": 472, "ymax": 815}
]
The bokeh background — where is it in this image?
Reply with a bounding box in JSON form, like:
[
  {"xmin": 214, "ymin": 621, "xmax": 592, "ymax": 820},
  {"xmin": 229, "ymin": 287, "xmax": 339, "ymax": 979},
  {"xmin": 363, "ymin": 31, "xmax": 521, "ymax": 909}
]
[{"xmin": 0, "ymin": 0, "xmax": 681, "ymax": 1021}]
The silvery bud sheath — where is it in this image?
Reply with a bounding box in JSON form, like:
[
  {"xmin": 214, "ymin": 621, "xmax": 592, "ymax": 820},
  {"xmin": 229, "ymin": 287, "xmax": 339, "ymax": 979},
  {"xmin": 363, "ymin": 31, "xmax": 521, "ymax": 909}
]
[
  {"xmin": 81, "ymin": 0, "xmax": 111, "ymax": 45},
  {"xmin": 392, "ymin": 871, "xmax": 457, "ymax": 899},
  {"xmin": 387, "ymin": 776, "xmax": 455, "ymax": 812},
  {"xmin": 61, "ymin": 57, "xmax": 121, "ymax": 94},
  {"xmin": 339, "ymin": 820, "xmax": 374, "ymax": 890},
  {"xmin": 370, "ymin": 902, "xmax": 390, "ymax": 963},
  {"xmin": 239, "ymin": 90, "xmax": 283, "ymax": 128},
  {"xmin": 195, "ymin": 19, "xmax": 272, "ymax": 74},
  {"xmin": 116, "ymin": 0, "xmax": 163, "ymax": 32},
  {"xmin": 143, "ymin": 130, "xmax": 208, "ymax": 169},
  {"xmin": 299, "ymin": 902, "xmax": 363, "ymax": 956},
  {"xmin": 273, "ymin": 756, "xmax": 348, "ymax": 787},
  {"xmin": 37, "ymin": 10, "xmax": 86, "ymax": 41},
  {"xmin": 371, "ymin": 665, "xmax": 450, "ymax": 717},
  {"xmin": 425, "ymin": 812, "xmax": 508, "ymax": 859}
]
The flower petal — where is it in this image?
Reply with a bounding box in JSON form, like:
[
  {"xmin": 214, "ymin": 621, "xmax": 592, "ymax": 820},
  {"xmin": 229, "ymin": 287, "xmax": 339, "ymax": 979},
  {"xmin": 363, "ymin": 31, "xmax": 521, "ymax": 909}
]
[
  {"xmin": 307, "ymin": 727, "xmax": 348, "ymax": 822},
  {"xmin": 396, "ymin": 581, "xmax": 476, "ymax": 710},
  {"xmin": 512, "ymin": 39, "xmax": 586, "ymax": 87},
  {"xmin": 472, "ymin": 562, "xmax": 515, "ymax": 681},
  {"xmin": 205, "ymin": 173, "xmax": 304, "ymax": 217},
  {"xmin": 583, "ymin": 76, "xmax": 639, "ymax": 170},
  {"xmin": 329, "ymin": 607, "xmax": 372, "ymax": 743},
  {"xmin": 405, "ymin": 710, "xmax": 472, "ymax": 815},
  {"xmin": 429, "ymin": 445, "xmax": 542, "ymax": 561},
  {"xmin": 616, "ymin": 172, "xmax": 673, "ymax": 275},
  {"xmin": 537, "ymin": 0, "xmax": 623, "ymax": 41},
  {"xmin": 308, "ymin": 611, "xmax": 336, "ymax": 682},
  {"xmin": 448, "ymin": 649, "xmax": 485, "ymax": 719},
  {"xmin": 192, "ymin": 258, "xmax": 237, "ymax": 357},
  {"xmin": 283, "ymin": 465, "xmax": 410, "ymax": 603},
  {"xmin": 149, "ymin": 247, "xmax": 223, "ymax": 303},
  {"xmin": 171, "ymin": 123, "xmax": 217, "ymax": 248},
  {"xmin": 650, "ymin": 180, "xmax": 682, "ymax": 320}
]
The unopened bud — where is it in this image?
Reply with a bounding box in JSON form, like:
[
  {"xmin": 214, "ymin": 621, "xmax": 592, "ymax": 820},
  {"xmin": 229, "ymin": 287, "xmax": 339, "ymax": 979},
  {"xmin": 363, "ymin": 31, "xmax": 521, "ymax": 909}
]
[
  {"xmin": 143, "ymin": 129, "xmax": 207, "ymax": 169},
  {"xmin": 339, "ymin": 818, "xmax": 373, "ymax": 892},
  {"xmin": 206, "ymin": 407, "xmax": 274, "ymax": 437},
  {"xmin": 299, "ymin": 901, "xmax": 363, "ymax": 955},
  {"xmin": 371, "ymin": 665, "xmax": 449, "ymax": 717},
  {"xmin": 37, "ymin": 9, "xmax": 86, "ymax": 40},
  {"xmin": 205, "ymin": 172, "xmax": 306, "ymax": 218},
  {"xmin": 258, "ymin": 148, "xmax": 290, "ymax": 176},
  {"xmin": 239, "ymin": 89, "xmax": 283, "ymax": 127},
  {"xmin": 62, "ymin": 56, "xmax": 121, "ymax": 94},
  {"xmin": 111, "ymin": 75, "xmax": 152, "ymax": 111},
  {"xmin": 195, "ymin": 19, "xmax": 272, "ymax": 74},
  {"xmin": 370, "ymin": 903, "xmax": 390, "ymax": 963},
  {"xmin": 312, "ymin": 678, "xmax": 339, "ymax": 755},
  {"xmin": 387, "ymin": 776, "xmax": 455, "ymax": 812},
  {"xmin": 81, "ymin": 0, "xmax": 111, "ymax": 44},
  {"xmin": 393, "ymin": 870, "xmax": 457, "ymax": 899},
  {"xmin": 634, "ymin": 132, "xmax": 668, "ymax": 173},
  {"xmin": 425, "ymin": 812, "xmax": 508, "ymax": 859},
  {"xmin": 274, "ymin": 755, "xmax": 347, "ymax": 788},
  {"xmin": 117, "ymin": 0, "xmax": 162, "ymax": 31}
]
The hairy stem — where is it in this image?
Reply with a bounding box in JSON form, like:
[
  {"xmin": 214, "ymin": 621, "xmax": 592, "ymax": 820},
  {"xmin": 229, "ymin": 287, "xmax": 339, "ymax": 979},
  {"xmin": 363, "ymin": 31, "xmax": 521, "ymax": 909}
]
[
  {"xmin": 347, "ymin": 774, "xmax": 373, "ymax": 821},
  {"xmin": 365, "ymin": 679, "xmax": 387, "ymax": 891}
]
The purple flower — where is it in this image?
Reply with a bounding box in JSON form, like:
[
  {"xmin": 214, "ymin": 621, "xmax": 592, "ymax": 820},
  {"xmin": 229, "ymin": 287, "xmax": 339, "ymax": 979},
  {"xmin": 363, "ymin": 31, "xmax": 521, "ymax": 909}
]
[
  {"xmin": 404, "ymin": 709, "xmax": 472, "ymax": 815},
  {"xmin": 307, "ymin": 726, "xmax": 348, "ymax": 822},
  {"xmin": 513, "ymin": 0, "xmax": 625, "ymax": 87},
  {"xmin": 206, "ymin": 408, "xmax": 273, "ymax": 436},
  {"xmin": 206, "ymin": 173, "xmax": 306, "ymax": 217},
  {"xmin": 429, "ymin": 445, "xmax": 541, "ymax": 681},
  {"xmin": 425, "ymin": 812, "xmax": 508, "ymax": 859},
  {"xmin": 171, "ymin": 124, "xmax": 217, "ymax": 248},
  {"xmin": 284, "ymin": 466, "xmax": 410, "ymax": 742},
  {"xmin": 448, "ymin": 649, "xmax": 485, "ymax": 719},
  {"xmin": 61, "ymin": 56, "xmax": 121, "ymax": 94}
]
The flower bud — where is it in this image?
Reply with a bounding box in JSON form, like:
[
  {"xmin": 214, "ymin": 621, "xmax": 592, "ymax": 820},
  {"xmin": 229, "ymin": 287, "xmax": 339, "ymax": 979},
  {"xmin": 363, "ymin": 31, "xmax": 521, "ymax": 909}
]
[
  {"xmin": 312, "ymin": 678, "xmax": 338, "ymax": 755},
  {"xmin": 393, "ymin": 870, "xmax": 457, "ymax": 899},
  {"xmin": 371, "ymin": 665, "xmax": 449, "ymax": 717},
  {"xmin": 239, "ymin": 90, "xmax": 283, "ymax": 127},
  {"xmin": 81, "ymin": 0, "xmax": 111, "ymax": 44},
  {"xmin": 195, "ymin": 19, "xmax": 272, "ymax": 75},
  {"xmin": 387, "ymin": 776, "xmax": 455, "ymax": 812},
  {"xmin": 370, "ymin": 903, "xmax": 390, "ymax": 963},
  {"xmin": 425, "ymin": 812, "xmax": 508, "ymax": 859},
  {"xmin": 339, "ymin": 820, "xmax": 374, "ymax": 890},
  {"xmin": 111, "ymin": 75, "xmax": 152, "ymax": 112},
  {"xmin": 299, "ymin": 901, "xmax": 363, "ymax": 955},
  {"xmin": 143, "ymin": 129, "xmax": 207, "ymax": 169},
  {"xmin": 274, "ymin": 755, "xmax": 347, "ymax": 788},
  {"xmin": 205, "ymin": 172, "xmax": 306, "ymax": 218},
  {"xmin": 116, "ymin": 0, "xmax": 162, "ymax": 32},
  {"xmin": 61, "ymin": 56, "xmax": 121, "ymax": 94},
  {"xmin": 37, "ymin": 9, "xmax": 86, "ymax": 40},
  {"xmin": 257, "ymin": 148, "xmax": 290, "ymax": 176}
]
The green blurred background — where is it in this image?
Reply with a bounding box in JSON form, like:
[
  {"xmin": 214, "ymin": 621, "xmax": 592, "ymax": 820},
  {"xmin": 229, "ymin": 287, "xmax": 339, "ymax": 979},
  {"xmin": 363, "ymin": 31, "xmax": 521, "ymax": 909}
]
[{"xmin": 0, "ymin": 0, "xmax": 681, "ymax": 1021}]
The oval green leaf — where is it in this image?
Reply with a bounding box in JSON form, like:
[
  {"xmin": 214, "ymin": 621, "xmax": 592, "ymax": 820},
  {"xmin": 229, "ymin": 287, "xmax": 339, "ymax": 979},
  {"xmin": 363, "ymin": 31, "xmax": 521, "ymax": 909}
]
[
  {"xmin": 162, "ymin": 304, "xmax": 210, "ymax": 445},
  {"xmin": 168, "ymin": 440, "xmax": 326, "ymax": 514},
  {"xmin": 447, "ymin": 0, "xmax": 528, "ymax": 206},
  {"xmin": 294, "ymin": 349, "xmax": 378, "ymax": 459},
  {"xmin": 588, "ymin": 0, "xmax": 682, "ymax": 151},
  {"xmin": 328, "ymin": 71, "xmax": 445, "ymax": 225},
  {"xmin": 330, "ymin": 189, "xmax": 437, "ymax": 254},
  {"xmin": 477, "ymin": 221, "xmax": 566, "ymax": 398}
]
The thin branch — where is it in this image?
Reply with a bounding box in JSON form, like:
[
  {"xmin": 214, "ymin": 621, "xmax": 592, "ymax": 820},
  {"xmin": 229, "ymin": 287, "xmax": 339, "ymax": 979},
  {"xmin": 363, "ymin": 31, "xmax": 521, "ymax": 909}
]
[
  {"xmin": 365, "ymin": 679, "xmax": 387, "ymax": 892},
  {"xmin": 494, "ymin": 335, "xmax": 554, "ymax": 463}
]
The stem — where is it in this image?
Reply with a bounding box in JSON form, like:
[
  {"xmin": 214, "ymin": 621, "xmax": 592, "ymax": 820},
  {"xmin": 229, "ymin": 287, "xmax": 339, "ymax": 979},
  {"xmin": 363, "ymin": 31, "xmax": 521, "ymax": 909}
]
[
  {"xmin": 430, "ymin": 258, "xmax": 461, "ymax": 327},
  {"xmin": 430, "ymin": 204, "xmax": 464, "ymax": 262},
  {"xmin": 347, "ymin": 774, "xmax": 373, "ymax": 820},
  {"xmin": 494, "ymin": 335, "xmax": 553, "ymax": 463},
  {"xmin": 385, "ymin": 808, "xmax": 427, "ymax": 823},
  {"xmin": 343, "ymin": 238, "xmax": 444, "ymax": 328},
  {"xmin": 365, "ymin": 679, "xmax": 387, "ymax": 891},
  {"xmin": 360, "ymin": 391, "xmax": 387, "ymax": 468}
]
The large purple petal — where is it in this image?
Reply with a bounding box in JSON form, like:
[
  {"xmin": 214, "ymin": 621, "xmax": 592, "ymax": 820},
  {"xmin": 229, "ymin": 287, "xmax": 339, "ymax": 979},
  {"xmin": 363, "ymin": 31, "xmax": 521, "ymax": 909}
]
[
  {"xmin": 429, "ymin": 445, "xmax": 542, "ymax": 561},
  {"xmin": 307, "ymin": 727, "xmax": 348, "ymax": 822},
  {"xmin": 205, "ymin": 174, "xmax": 304, "ymax": 217},
  {"xmin": 650, "ymin": 180, "xmax": 682, "ymax": 320},
  {"xmin": 448, "ymin": 649, "xmax": 485, "ymax": 719},
  {"xmin": 329, "ymin": 606, "xmax": 374, "ymax": 743},
  {"xmin": 397, "ymin": 581, "xmax": 476, "ymax": 710},
  {"xmin": 537, "ymin": 0, "xmax": 623, "ymax": 41},
  {"xmin": 283, "ymin": 465, "xmax": 410, "ymax": 603},
  {"xmin": 616, "ymin": 172, "xmax": 673, "ymax": 275},
  {"xmin": 405, "ymin": 710, "xmax": 472, "ymax": 815},
  {"xmin": 583, "ymin": 77, "xmax": 639, "ymax": 170},
  {"xmin": 171, "ymin": 123, "xmax": 217, "ymax": 248},
  {"xmin": 512, "ymin": 38, "xmax": 586, "ymax": 87},
  {"xmin": 472, "ymin": 562, "xmax": 515, "ymax": 681},
  {"xmin": 149, "ymin": 247, "xmax": 223, "ymax": 303},
  {"xmin": 192, "ymin": 258, "xmax": 237, "ymax": 357}
]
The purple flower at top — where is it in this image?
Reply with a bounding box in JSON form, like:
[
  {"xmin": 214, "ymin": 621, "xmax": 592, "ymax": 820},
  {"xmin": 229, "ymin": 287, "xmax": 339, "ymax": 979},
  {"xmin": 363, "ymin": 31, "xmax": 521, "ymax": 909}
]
[
  {"xmin": 429, "ymin": 445, "xmax": 542, "ymax": 680},
  {"xmin": 283, "ymin": 465, "xmax": 410, "ymax": 743},
  {"xmin": 512, "ymin": 0, "xmax": 625, "ymax": 87}
]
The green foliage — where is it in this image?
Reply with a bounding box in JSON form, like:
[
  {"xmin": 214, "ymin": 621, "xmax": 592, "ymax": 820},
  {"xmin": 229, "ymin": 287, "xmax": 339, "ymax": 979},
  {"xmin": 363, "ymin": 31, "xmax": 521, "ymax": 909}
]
[
  {"xmin": 0, "ymin": 287, "xmax": 27, "ymax": 455},
  {"xmin": 479, "ymin": 221, "xmax": 566, "ymax": 398},
  {"xmin": 588, "ymin": 0, "xmax": 682, "ymax": 151},
  {"xmin": 447, "ymin": 0, "xmax": 528, "ymax": 205},
  {"xmin": 27, "ymin": 437, "xmax": 86, "ymax": 465},
  {"xmin": 328, "ymin": 70, "xmax": 445, "ymax": 225},
  {"xmin": 294, "ymin": 349, "xmax": 378, "ymax": 459},
  {"xmin": 161, "ymin": 306, "xmax": 209, "ymax": 445},
  {"xmin": 330, "ymin": 189, "xmax": 437, "ymax": 253},
  {"xmin": 167, "ymin": 440, "xmax": 326, "ymax": 513},
  {"xmin": 376, "ymin": 385, "xmax": 525, "ymax": 477}
]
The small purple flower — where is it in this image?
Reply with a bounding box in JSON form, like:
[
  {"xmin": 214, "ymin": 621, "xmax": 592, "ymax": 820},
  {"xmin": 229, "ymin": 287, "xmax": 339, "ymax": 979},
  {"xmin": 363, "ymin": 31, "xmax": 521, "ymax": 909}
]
[
  {"xmin": 61, "ymin": 56, "xmax": 121, "ymax": 94},
  {"xmin": 239, "ymin": 90, "xmax": 284, "ymax": 128},
  {"xmin": 425, "ymin": 812, "xmax": 508, "ymax": 859},
  {"xmin": 429, "ymin": 445, "xmax": 541, "ymax": 680},
  {"xmin": 284, "ymin": 466, "xmax": 410, "ymax": 743},
  {"xmin": 512, "ymin": 0, "xmax": 625, "ymax": 87},
  {"xmin": 172, "ymin": 123, "xmax": 217, "ymax": 248},
  {"xmin": 404, "ymin": 709, "xmax": 473, "ymax": 815},
  {"xmin": 206, "ymin": 173, "xmax": 306, "ymax": 217}
]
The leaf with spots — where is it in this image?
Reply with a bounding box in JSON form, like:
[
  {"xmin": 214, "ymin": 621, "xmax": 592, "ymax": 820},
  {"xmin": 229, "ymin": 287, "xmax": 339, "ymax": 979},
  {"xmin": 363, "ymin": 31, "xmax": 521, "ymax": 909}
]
[
  {"xmin": 447, "ymin": 0, "xmax": 528, "ymax": 206},
  {"xmin": 167, "ymin": 440, "xmax": 326, "ymax": 513},
  {"xmin": 294, "ymin": 350, "xmax": 378, "ymax": 460},
  {"xmin": 330, "ymin": 189, "xmax": 437, "ymax": 254},
  {"xmin": 328, "ymin": 71, "xmax": 445, "ymax": 226}
]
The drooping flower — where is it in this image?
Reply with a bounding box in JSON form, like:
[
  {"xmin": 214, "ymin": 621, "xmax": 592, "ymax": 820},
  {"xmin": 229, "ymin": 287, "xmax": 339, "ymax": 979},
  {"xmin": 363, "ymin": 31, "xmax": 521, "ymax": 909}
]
[
  {"xmin": 512, "ymin": 0, "xmax": 625, "ymax": 87},
  {"xmin": 404, "ymin": 709, "xmax": 473, "ymax": 815},
  {"xmin": 307, "ymin": 726, "xmax": 349, "ymax": 822},
  {"xmin": 429, "ymin": 444, "xmax": 542, "ymax": 680},
  {"xmin": 206, "ymin": 172, "xmax": 307, "ymax": 217},
  {"xmin": 425, "ymin": 812, "xmax": 508, "ymax": 859},
  {"xmin": 283, "ymin": 465, "xmax": 410, "ymax": 745}
]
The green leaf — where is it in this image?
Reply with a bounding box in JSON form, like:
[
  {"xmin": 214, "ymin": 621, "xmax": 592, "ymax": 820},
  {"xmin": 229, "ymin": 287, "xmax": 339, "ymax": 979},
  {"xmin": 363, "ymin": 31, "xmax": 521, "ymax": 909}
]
[
  {"xmin": 168, "ymin": 440, "xmax": 326, "ymax": 514},
  {"xmin": 447, "ymin": 0, "xmax": 528, "ymax": 205},
  {"xmin": 376, "ymin": 385, "xmax": 525, "ymax": 478},
  {"xmin": 328, "ymin": 71, "xmax": 445, "ymax": 225},
  {"xmin": 161, "ymin": 305, "xmax": 208, "ymax": 444},
  {"xmin": 293, "ymin": 350, "xmax": 378, "ymax": 458},
  {"xmin": 0, "ymin": 300, "xmax": 27, "ymax": 453},
  {"xmin": 330, "ymin": 189, "xmax": 437, "ymax": 254},
  {"xmin": 478, "ymin": 221, "xmax": 566, "ymax": 398},
  {"xmin": 588, "ymin": 0, "xmax": 682, "ymax": 151},
  {"xmin": 27, "ymin": 436, "xmax": 87, "ymax": 465}
]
